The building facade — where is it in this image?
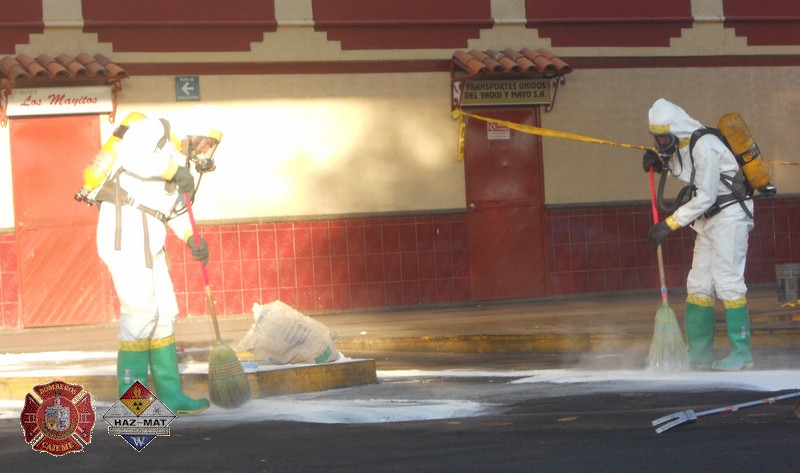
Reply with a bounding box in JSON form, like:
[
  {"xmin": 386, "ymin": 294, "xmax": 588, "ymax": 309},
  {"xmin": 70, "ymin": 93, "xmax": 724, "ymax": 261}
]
[{"xmin": 1, "ymin": 0, "xmax": 799, "ymax": 328}]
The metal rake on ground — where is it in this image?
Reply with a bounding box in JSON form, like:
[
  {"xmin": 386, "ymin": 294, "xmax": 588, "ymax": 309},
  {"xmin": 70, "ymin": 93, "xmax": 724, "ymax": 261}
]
[{"xmin": 652, "ymin": 391, "xmax": 800, "ymax": 434}]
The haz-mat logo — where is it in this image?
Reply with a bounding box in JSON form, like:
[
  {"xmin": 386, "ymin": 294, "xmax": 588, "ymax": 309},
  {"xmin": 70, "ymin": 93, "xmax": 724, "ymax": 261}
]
[
  {"xmin": 103, "ymin": 380, "xmax": 176, "ymax": 451},
  {"xmin": 19, "ymin": 380, "xmax": 96, "ymax": 456}
]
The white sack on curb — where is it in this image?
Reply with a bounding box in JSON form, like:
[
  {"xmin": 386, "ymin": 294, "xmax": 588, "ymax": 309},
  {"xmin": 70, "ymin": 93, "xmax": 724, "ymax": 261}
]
[{"xmin": 238, "ymin": 300, "xmax": 341, "ymax": 365}]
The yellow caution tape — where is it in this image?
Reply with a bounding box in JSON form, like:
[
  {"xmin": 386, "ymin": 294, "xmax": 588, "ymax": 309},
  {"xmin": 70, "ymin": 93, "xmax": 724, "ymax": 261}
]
[
  {"xmin": 451, "ymin": 109, "xmax": 656, "ymax": 161},
  {"xmin": 452, "ymin": 109, "xmax": 800, "ymax": 168}
]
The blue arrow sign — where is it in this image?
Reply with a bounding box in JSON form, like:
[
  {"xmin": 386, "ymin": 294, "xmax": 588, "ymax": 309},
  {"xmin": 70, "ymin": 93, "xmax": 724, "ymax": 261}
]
[{"xmin": 175, "ymin": 76, "xmax": 200, "ymax": 101}]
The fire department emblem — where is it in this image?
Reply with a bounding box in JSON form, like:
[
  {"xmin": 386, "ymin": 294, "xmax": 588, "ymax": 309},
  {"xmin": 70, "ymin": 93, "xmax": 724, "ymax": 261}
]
[{"xmin": 19, "ymin": 380, "xmax": 96, "ymax": 456}]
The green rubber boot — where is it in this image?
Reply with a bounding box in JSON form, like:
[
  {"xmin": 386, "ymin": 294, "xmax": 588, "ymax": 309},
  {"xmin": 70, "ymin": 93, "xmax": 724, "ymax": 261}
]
[
  {"xmin": 117, "ymin": 339, "xmax": 150, "ymax": 396},
  {"xmin": 685, "ymin": 300, "xmax": 716, "ymax": 370},
  {"xmin": 712, "ymin": 304, "xmax": 754, "ymax": 371},
  {"xmin": 149, "ymin": 337, "xmax": 210, "ymax": 415}
]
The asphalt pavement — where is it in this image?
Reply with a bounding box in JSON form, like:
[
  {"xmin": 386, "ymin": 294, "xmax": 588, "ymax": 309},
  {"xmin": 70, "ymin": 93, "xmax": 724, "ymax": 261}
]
[
  {"xmin": 2, "ymin": 285, "xmax": 800, "ymax": 471},
  {"xmin": 2, "ymin": 372, "xmax": 799, "ymax": 472}
]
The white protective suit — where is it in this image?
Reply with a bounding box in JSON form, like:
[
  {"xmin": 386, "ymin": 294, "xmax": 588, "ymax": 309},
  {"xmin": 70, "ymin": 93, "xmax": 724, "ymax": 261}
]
[
  {"xmin": 96, "ymin": 118, "xmax": 194, "ymax": 342},
  {"xmin": 648, "ymin": 98, "xmax": 754, "ymax": 301}
]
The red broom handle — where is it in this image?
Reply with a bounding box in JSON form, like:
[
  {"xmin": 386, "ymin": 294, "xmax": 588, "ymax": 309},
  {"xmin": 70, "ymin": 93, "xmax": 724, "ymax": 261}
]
[
  {"xmin": 648, "ymin": 168, "xmax": 669, "ymax": 303},
  {"xmin": 649, "ymin": 167, "xmax": 659, "ymax": 225},
  {"xmin": 184, "ymin": 192, "xmax": 222, "ymax": 342},
  {"xmin": 185, "ymin": 193, "xmax": 209, "ymax": 286}
]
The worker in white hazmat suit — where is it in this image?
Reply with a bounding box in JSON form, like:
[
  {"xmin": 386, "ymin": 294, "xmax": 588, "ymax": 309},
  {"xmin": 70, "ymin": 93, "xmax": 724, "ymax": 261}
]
[
  {"xmin": 643, "ymin": 98, "xmax": 754, "ymax": 371},
  {"xmin": 96, "ymin": 117, "xmax": 217, "ymax": 414}
]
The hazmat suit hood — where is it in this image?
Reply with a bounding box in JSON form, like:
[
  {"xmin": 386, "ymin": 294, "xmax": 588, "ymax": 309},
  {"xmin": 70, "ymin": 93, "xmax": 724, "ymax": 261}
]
[
  {"xmin": 648, "ymin": 98, "xmax": 703, "ymax": 142},
  {"xmin": 120, "ymin": 118, "xmax": 169, "ymax": 153}
]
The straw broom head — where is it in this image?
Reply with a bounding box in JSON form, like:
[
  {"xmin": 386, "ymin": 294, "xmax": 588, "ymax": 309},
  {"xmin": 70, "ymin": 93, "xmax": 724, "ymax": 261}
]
[
  {"xmin": 647, "ymin": 301, "xmax": 689, "ymax": 372},
  {"xmin": 208, "ymin": 342, "xmax": 252, "ymax": 408}
]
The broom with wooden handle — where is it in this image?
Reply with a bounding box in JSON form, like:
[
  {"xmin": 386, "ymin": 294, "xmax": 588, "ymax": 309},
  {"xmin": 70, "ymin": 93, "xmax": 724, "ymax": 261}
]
[
  {"xmin": 185, "ymin": 192, "xmax": 252, "ymax": 408},
  {"xmin": 646, "ymin": 168, "xmax": 689, "ymax": 371}
]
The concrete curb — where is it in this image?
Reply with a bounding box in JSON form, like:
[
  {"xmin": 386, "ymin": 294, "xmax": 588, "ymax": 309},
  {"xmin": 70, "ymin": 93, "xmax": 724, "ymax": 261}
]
[
  {"xmin": 0, "ymin": 359, "xmax": 377, "ymax": 404},
  {"xmin": 335, "ymin": 328, "xmax": 800, "ymax": 354}
]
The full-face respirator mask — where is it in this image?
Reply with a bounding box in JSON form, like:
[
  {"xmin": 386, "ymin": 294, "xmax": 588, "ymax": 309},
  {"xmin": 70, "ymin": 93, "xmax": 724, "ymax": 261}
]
[
  {"xmin": 168, "ymin": 127, "xmax": 223, "ymax": 215},
  {"xmin": 649, "ymin": 131, "xmax": 694, "ymax": 214},
  {"xmin": 652, "ymin": 133, "xmax": 678, "ymax": 158},
  {"xmin": 183, "ymin": 128, "xmax": 222, "ymax": 174}
]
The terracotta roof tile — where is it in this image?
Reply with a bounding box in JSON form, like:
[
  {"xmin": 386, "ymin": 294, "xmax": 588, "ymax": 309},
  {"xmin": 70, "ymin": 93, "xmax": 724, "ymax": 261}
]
[
  {"xmin": 0, "ymin": 53, "xmax": 127, "ymax": 83},
  {"xmin": 452, "ymin": 47, "xmax": 571, "ymax": 78}
]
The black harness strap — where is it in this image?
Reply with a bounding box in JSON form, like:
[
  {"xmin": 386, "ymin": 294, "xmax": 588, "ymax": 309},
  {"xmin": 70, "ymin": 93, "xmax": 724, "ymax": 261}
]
[{"xmin": 95, "ymin": 119, "xmax": 174, "ymax": 268}]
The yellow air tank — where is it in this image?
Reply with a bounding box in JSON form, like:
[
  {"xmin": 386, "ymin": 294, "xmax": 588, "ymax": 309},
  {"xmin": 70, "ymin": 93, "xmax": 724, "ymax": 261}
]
[
  {"xmin": 717, "ymin": 112, "xmax": 776, "ymax": 194},
  {"xmin": 74, "ymin": 112, "xmax": 147, "ymax": 203}
]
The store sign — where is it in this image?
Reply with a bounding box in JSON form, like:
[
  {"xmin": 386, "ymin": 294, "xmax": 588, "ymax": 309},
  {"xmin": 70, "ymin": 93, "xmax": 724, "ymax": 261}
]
[
  {"xmin": 6, "ymin": 86, "xmax": 113, "ymax": 117},
  {"xmin": 460, "ymin": 79, "xmax": 551, "ymax": 107}
]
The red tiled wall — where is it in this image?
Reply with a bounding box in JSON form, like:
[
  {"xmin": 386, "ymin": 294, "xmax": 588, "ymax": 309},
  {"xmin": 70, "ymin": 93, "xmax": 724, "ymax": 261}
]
[
  {"xmin": 744, "ymin": 199, "xmax": 800, "ymax": 280},
  {"xmin": 544, "ymin": 199, "xmax": 795, "ymax": 296},
  {"xmin": 164, "ymin": 214, "xmax": 471, "ymax": 320},
  {"xmin": 1, "ymin": 201, "xmax": 796, "ymax": 328},
  {"xmin": 548, "ymin": 205, "xmax": 667, "ymax": 295}
]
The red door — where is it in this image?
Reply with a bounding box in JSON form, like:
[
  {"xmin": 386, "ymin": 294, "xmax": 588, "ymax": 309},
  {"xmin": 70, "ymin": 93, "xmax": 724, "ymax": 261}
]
[
  {"xmin": 464, "ymin": 108, "xmax": 547, "ymax": 300},
  {"xmin": 10, "ymin": 115, "xmax": 116, "ymax": 327}
]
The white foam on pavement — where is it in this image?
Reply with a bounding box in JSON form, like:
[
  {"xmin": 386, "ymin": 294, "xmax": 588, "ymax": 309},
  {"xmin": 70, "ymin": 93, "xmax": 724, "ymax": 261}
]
[
  {"xmin": 1, "ymin": 351, "xmax": 798, "ymax": 424},
  {"xmin": 509, "ymin": 368, "xmax": 800, "ymax": 391},
  {"xmin": 179, "ymin": 398, "xmax": 489, "ymax": 425},
  {"xmin": 377, "ymin": 368, "xmax": 800, "ymax": 392}
]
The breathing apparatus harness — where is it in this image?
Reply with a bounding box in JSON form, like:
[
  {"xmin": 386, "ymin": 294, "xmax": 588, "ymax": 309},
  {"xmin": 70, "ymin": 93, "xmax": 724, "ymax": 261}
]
[
  {"xmin": 94, "ymin": 119, "xmax": 219, "ymax": 268},
  {"xmin": 655, "ymin": 128, "xmax": 753, "ymax": 220}
]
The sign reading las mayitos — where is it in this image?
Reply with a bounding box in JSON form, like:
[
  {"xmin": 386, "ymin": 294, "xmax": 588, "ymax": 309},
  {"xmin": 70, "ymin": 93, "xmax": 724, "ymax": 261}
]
[
  {"xmin": 7, "ymin": 86, "xmax": 114, "ymax": 117},
  {"xmin": 460, "ymin": 79, "xmax": 552, "ymax": 107}
]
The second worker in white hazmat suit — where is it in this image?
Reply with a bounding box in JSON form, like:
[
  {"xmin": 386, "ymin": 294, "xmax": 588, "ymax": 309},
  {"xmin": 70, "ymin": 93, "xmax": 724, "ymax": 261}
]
[{"xmin": 643, "ymin": 98, "xmax": 754, "ymax": 371}]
